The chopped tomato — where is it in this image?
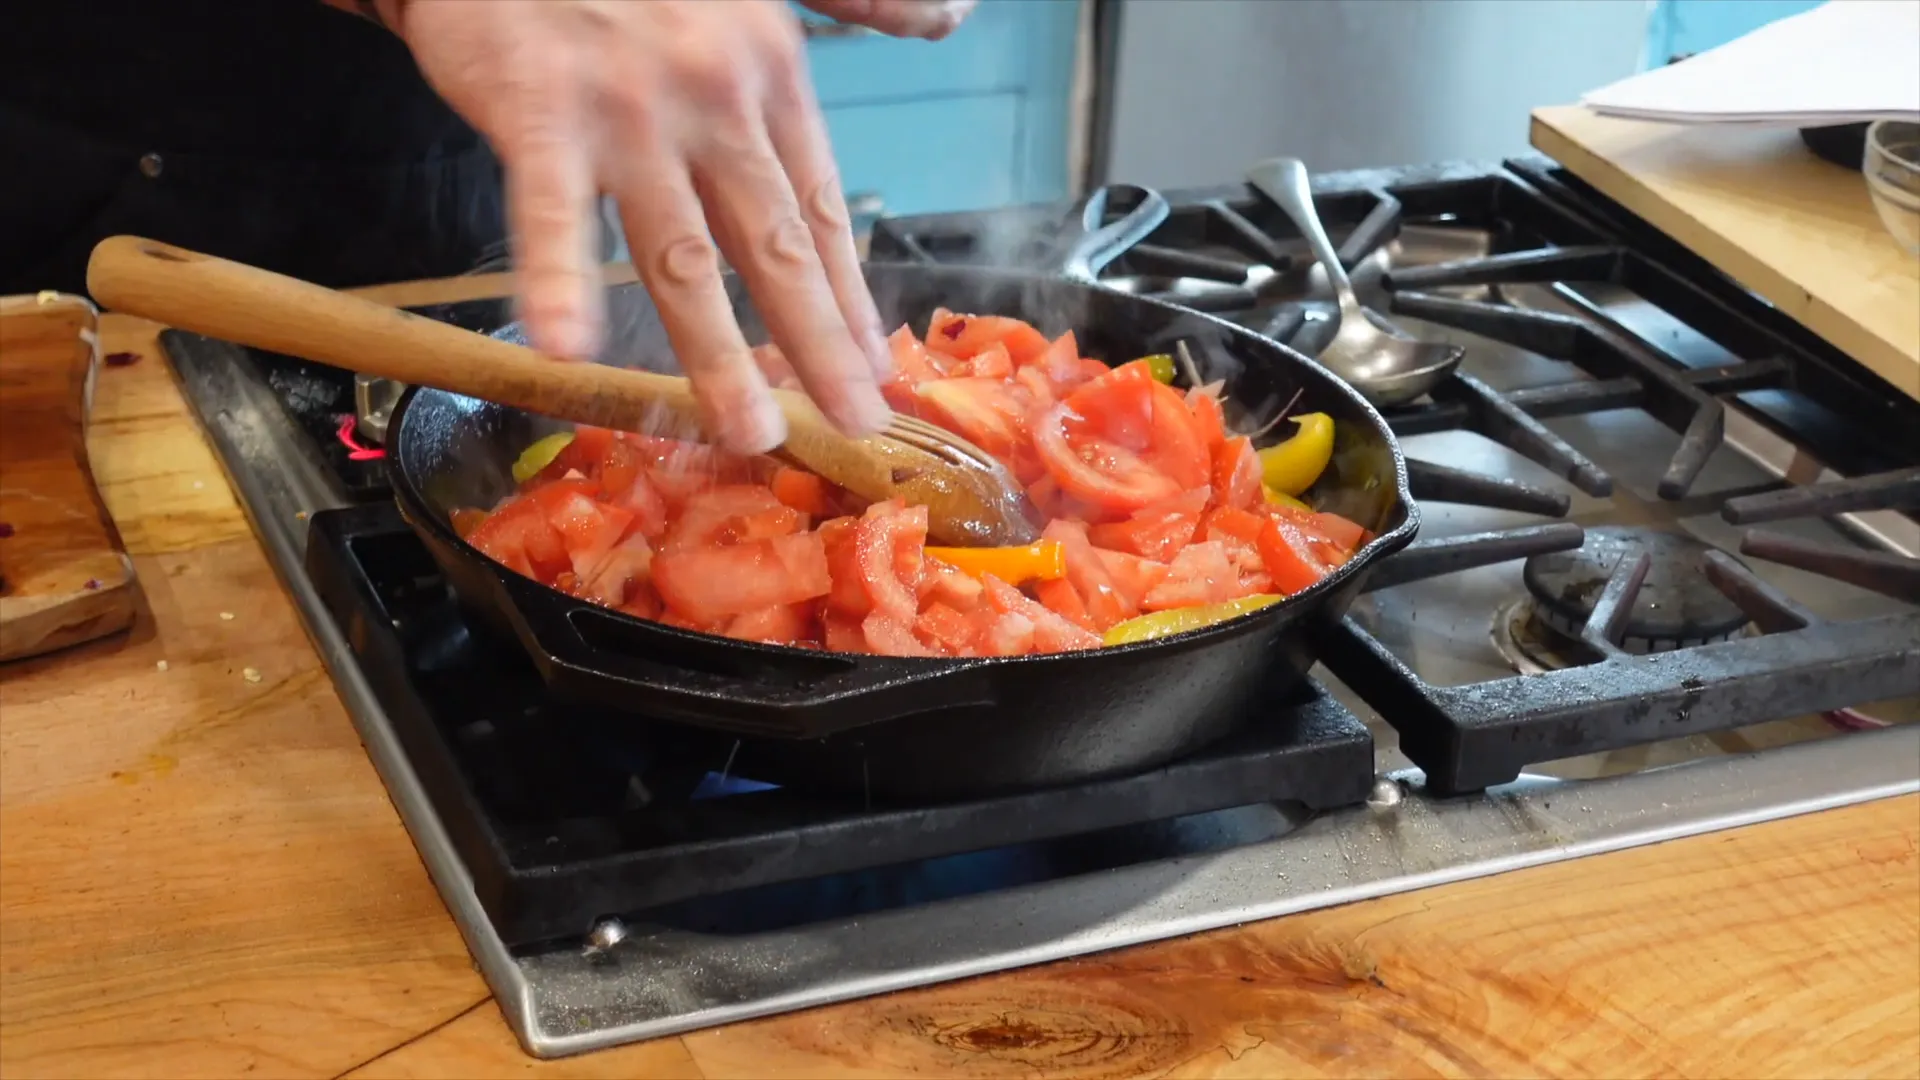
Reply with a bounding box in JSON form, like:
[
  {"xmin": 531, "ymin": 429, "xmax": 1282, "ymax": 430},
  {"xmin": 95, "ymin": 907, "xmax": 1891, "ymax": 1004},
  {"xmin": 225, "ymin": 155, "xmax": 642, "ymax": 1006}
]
[
  {"xmin": 1042, "ymin": 520, "xmax": 1134, "ymax": 630},
  {"xmin": 919, "ymin": 556, "xmax": 987, "ymax": 612},
  {"xmin": 468, "ymin": 494, "xmax": 569, "ymax": 580},
  {"xmin": 462, "ymin": 310, "xmax": 1367, "ymax": 658},
  {"xmin": 1212, "ymin": 436, "xmax": 1263, "ymax": 510},
  {"xmin": 450, "ymin": 507, "xmax": 488, "ymax": 539},
  {"xmin": 887, "ymin": 325, "xmax": 944, "ymax": 384},
  {"xmin": 914, "ymin": 602, "xmax": 980, "ymax": 655},
  {"xmin": 662, "ymin": 485, "xmax": 802, "ymax": 553},
  {"xmin": 1188, "ymin": 389, "xmax": 1227, "ymax": 450},
  {"xmin": 726, "ymin": 602, "xmax": 816, "ymax": 646},
  {"xmin": 1142, "ymin": 541, "xmax": 1243, "ymax": 611},
  {"xmin": 851, "ymin": 501, "xmax": 928, "ymax": 624},
  {"xmin": 1256, "ymin": 515, "xmax": 1334, "ymax": 595},
  {"xmin": 927, "ymin": 312, "xmax": 1051, "ymax": 367},
  {"xmin": 1033, "ymin": 402, "xmax": 1185, "ymax": 515},
  {"xmin": 954, "ymin": 341, "xmax": 1014, "ymax": 380},
  {"xmin": 1202, "ymin": 506, "xmax": 1268, "ymax": 547},
  {"xmin": 822, "ymin": 612, "xmax": 867, "ymax": 653},
  {"xmin": 862, "ymin": 612, "xmax": 936, "ymax": 657},
  {"xmin": 1086, "ymin": 488, "xmax": 1208, "ymax": 561},
  {"xmin": 578, "ymin": 532, "xmax": 654, "ymax": 608},
  {"xmin": 914, "ymin": 377, "xmax": 1027, "ymax": 461},
  {"xmin": 1094, "ymin": 549, "xmax": 1171, "ymax": 611},
  {"xmin": 609, "ymin": 469, "xmax": 670, "ymax": 538},
  {"xmin": 769, "ymin": 466, "xmax": 836, "ymax": 518},
  {"xmin": 549, "ymin": 425, "xmax": 617, "ymax": 478},
  {"xmin": 979, "ymin": 574, "xmax": 1102, "ymax": 653},
  {"xmin": 652, "ymin": 532, "xmax": 832, "ymax": 623},
  {"xmin": 1032, "ymin": 577, "xmax": 1098, "ymax": 632}
]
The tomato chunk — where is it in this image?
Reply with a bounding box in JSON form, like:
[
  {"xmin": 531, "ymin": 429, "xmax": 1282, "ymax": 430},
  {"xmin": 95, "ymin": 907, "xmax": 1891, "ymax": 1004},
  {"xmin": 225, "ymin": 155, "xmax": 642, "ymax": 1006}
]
[
  {"xmin": 1142, "ymin": 541, "xmax": 1243, "ymax": 611},
  {"xmin": 653, "ymin": 532, "xmax": 832, "ymax": 623}
]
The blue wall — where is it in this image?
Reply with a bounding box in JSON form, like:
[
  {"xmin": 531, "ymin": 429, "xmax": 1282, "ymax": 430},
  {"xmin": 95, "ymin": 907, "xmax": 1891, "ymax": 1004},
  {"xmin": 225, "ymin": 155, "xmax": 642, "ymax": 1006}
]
[
  {"xmin": 802, "ymin": 0, "xmax": 1082, "ymax": 215},
  {"xmin": 1644, "ymin": 0, "xmax": 1824, "ymax": 66}
]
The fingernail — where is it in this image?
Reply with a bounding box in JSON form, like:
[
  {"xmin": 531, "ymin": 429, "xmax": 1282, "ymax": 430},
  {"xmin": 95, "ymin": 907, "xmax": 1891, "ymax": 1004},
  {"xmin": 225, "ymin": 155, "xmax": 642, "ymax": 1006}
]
[
  {"xmin": 733, "ymin": 395, "xmax": 788, "ymax": 455},
  {"xmin": 864, "ymin": 324, "xmax": 894, "ymax": 379},
  {"xmin": 836, "ymin": 379, "xmax": 893, "ymax": 437},
  {"xmin": 536, "ymin": 315, "xmax": 599, "ymax": 361}
]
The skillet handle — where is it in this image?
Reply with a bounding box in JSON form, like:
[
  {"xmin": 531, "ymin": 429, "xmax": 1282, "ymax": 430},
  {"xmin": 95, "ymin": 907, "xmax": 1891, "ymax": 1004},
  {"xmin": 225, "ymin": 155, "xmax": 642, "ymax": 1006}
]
[
  {"xmin": 1043, "ymin": 184, "xmax": 1172, "ymax": 283},
  {"xmin": 489, "ymin": 570, "xmax": 998, "ymax": 741}
]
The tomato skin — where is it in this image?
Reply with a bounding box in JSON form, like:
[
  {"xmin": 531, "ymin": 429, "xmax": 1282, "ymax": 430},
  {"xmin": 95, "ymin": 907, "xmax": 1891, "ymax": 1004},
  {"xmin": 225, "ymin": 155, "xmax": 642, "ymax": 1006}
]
[
  {"xmin": 1086, "ymin": 488, "xmax": 1208, "ymax": 561},
  {"xmin": 1212, "ymin": 436, "xmax": 1264, "ymax": 510},
  {"xmin": 914, "ymin": 602, "xmax": 980, "ymax": 655},
  {"xmin": 1032, "ymin": 577, "xmax": 1097, "ymax": 631},
  {"xmin": 1188, "ymin": 390, "xmax": 1227, "ymax": 450},
  {"xmin": 1255, "ymin": 516, "xmax": 1333, "ymax": 596},
  {"xmin": 887, "ymin": 325, "xmax": 944, "ymax": 384},
  {"xmin": 1033, "ymin": 402, "xmax": 1184, "ymax": 515},
  {"xmin": 914, "ymin": 377, "xmax": 1027, "ymax": 462},
  {"xmin": 852, "ymin": 501, "xmax": 928, "ymax": 624},
  {"xmin": 652, "ymin": 532, "xmax": 833, "ymax": 623},
  {"xmin": 979, "ymin": 574, "xmax": 1102, "ymax": 653},
  {"xmin": 1042, "ymin": 520, "xmax": 1134, "ymax": 630},
  {"xmin": 662, "ymin": 485, "xmax": 802, "ymax": 553},
  {"xmin": 927, "ymin": 312, "xmax": 1050, "ymax": 367},
  {"xmin": 468, "ymin": 494, "xmax": 570, "ymax": 581}
]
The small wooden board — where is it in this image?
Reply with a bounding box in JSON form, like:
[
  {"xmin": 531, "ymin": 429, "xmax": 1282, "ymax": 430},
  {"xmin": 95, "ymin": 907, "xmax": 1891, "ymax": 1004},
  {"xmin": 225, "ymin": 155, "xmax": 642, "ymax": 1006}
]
[
  {"xmin": 1531, "ymin": 105, "xmax": 1920, "ymax": 400},
  {"xmin": 0, "ymin": 292, "xmax": 137, "ymax": 661}
]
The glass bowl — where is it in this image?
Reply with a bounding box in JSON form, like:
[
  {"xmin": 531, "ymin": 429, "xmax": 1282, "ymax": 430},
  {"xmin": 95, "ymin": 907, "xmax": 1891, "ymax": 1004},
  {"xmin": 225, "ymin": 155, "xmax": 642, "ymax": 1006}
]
[{"xmin": 1864, "ymin": 119, "xmax": 1920, "ymax": 255}]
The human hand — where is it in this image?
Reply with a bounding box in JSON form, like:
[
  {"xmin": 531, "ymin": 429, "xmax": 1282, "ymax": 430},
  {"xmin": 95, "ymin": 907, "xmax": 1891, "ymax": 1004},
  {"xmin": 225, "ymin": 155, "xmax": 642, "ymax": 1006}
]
[
  {"xmin": 396, "ymin": 0, "xmax": 893, "ymax": 453},
  {"xmin": 797, "ymin": 0, "xmax": 980, "ymax": 40}
]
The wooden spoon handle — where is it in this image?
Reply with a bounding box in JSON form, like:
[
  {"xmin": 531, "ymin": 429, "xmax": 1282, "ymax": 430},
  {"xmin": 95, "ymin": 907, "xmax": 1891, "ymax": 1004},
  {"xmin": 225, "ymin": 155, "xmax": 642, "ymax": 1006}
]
[{"xmin": 85, "ymin": 235, "xmax": 715, "ymax": 434}]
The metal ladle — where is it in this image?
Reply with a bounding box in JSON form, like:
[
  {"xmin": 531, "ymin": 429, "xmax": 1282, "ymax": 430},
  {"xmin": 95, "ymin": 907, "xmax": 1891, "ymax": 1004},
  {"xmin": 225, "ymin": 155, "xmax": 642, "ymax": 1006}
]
[{"xmin": 1246, "ymin": 157, "xmax": 1465, "ymax": 408}]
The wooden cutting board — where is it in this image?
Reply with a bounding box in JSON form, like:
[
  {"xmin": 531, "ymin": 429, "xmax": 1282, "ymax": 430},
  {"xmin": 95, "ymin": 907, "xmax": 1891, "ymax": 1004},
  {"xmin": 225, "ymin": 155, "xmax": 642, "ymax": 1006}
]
[
  {"xmin": 0, "ymin": 292, "xmax": 137, "ymax": 661},
  {"xmin": 1530, "ymin": 105, "xmax": 1920, "ymax": 401}
]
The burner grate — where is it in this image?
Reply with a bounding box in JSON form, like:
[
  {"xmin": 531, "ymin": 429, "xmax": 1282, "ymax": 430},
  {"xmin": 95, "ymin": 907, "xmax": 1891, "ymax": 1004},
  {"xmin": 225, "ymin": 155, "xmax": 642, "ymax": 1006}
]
[
  {"xmin": 303, "ymin": 503, "xmax": 1377, "ymax": 947},
  {"xmin": 875, "ymin": 161, "xmax": 1920, "ymax": 796}
]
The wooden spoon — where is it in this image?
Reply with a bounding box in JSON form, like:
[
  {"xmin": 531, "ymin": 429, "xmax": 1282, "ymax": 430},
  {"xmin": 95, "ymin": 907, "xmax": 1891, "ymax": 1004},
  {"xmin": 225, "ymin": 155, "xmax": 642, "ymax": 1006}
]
[{"xmin": 86, "ymin": 236, "xmax": 1038, "ymax": 546}]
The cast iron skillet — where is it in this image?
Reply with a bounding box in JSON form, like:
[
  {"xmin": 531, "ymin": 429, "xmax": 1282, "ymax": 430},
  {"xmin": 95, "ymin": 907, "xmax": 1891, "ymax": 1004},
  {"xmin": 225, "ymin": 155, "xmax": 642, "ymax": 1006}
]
[{"xmin": 388, "ymin": 185, "xmax": 1419, "ymax": 801}]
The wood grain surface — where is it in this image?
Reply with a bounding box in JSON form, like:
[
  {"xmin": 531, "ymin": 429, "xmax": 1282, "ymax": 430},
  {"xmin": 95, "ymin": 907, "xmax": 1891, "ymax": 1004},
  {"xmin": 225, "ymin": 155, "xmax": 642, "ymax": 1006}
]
[
  {"xmin": 0, "ymin": 294, "xmax": 137, "ymax": 661},
  {"xmin": 1530, "ymin": 105, "xmax": 1920, "ymax": 401},
  {"xmin": 1, "ymin": 293, "xmax": 1916, "ymax": 1080}
]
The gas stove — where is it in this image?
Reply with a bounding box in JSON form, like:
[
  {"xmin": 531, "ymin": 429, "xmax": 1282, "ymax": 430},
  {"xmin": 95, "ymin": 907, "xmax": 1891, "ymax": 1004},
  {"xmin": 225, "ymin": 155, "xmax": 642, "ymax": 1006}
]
[{"xmin": 159, "ymin": 155, "xmax": 1920, "ymax": 1059}]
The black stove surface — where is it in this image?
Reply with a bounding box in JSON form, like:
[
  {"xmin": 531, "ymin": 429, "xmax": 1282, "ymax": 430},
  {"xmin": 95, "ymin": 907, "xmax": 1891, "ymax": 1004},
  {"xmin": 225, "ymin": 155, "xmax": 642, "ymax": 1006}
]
[
  {"xmin": 158, "ymin": 155, "xmax": 1920, "ymax": 950},
  {"xmin": 305, "ymin": 501, "xmax": 1374, "ymax": 948}
]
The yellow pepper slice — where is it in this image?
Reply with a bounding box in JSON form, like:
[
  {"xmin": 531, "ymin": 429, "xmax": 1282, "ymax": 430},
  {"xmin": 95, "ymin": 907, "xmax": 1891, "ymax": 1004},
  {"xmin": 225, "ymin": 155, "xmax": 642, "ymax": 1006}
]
[
  {"xmin": 1139, "ymin": 353, "xmax": 1177, "ymax": 384},
  {"xmin": 926, "ymin": 541, "xmax": 1067, "ymax": 585},
  {"xmin": 511, "ymin": 431, "xmax": 575, "ymax": 484},
  {"xmin": 1102, "ymin": 595, "xmax": 1284, "ymax": 647},
  {"xmin": 1258, "ymin": 412, "xmax": 1334, "ymax": 496},
  {"xmin": 1263, "ymin": 485, "xmax": 1311, "ymax": 511}
]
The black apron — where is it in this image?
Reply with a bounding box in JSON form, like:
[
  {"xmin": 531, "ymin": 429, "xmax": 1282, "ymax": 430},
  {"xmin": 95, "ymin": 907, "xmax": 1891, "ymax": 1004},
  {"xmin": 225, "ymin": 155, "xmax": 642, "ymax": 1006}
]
[{"xmin": 1, "ymin": 1, "xmax": 511, "ymax": 297}]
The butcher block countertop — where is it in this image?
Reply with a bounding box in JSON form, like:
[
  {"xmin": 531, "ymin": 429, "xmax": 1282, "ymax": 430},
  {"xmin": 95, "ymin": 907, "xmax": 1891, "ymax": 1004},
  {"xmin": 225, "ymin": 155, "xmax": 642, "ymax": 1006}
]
[
  {"xmin": 2, "ymin": 271, "xmax": 1918, "ymax": 1080},
  {"xmin": 1530, "ymin": 105, "xmax": 1920, "ymax": 401}
]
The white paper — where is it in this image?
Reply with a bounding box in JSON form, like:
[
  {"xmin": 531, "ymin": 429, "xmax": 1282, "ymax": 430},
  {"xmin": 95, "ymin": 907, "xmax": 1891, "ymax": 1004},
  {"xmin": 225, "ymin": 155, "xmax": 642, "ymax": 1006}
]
[{"xmin": 1581, "ymin": 0, "xmax": 1920, "ymax": 127}]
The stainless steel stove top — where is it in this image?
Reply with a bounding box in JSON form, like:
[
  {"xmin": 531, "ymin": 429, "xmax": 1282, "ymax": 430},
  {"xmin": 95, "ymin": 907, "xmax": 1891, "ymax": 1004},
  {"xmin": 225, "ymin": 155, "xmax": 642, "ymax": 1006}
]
[{"xmin": 162, "ymin": 156, "xmax": 1920, "ymax": 1059}]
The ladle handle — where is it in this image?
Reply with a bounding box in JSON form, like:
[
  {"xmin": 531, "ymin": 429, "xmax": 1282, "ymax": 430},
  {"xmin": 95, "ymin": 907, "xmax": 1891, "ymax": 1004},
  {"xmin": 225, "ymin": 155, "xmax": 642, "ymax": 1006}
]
[
  {"xmin": 84, "ymin": 235, "xmax": 718, "ymax": 434},
  {"xmin": 1245, "ymin": 157, "xmax": 1359, "ymax": 307}
]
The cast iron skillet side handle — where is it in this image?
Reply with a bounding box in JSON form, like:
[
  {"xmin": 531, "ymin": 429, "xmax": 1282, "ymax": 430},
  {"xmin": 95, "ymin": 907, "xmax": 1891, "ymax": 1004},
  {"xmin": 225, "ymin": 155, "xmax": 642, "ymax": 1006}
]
[
  {"xmin": 1046, "ymin": 184, "xmax": 1172, "ymax": 284},
  {"xmin": 487, "ymin": 569, "xmax": 999, "ymax": 740}
]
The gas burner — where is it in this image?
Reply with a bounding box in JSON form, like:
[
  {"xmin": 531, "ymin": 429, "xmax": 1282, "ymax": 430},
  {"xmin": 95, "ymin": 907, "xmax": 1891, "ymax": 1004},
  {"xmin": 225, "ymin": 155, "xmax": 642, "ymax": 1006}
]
[{"xmin": 1520, "ymin": 527, "xmax": 1752, "ymax": 655}]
